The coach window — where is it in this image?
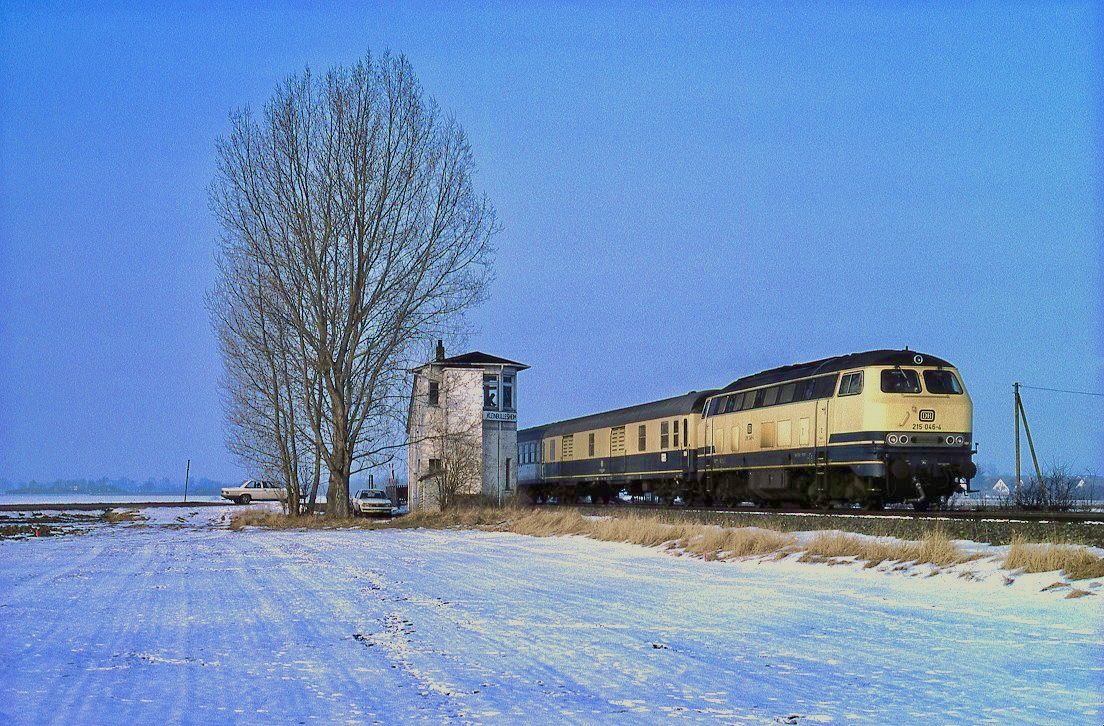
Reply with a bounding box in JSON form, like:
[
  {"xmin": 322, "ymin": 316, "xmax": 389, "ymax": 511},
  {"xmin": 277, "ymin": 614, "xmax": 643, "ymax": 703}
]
[
  {"xmin": 763, "ymin": 386, "xmax": 779, "ymax": 407},
  {"xmin": 839, "ymin": 371, "xmax": 863, "ymax": 397},
  {"xmin": 672, "ymin": 420, "xmax": 679, "ymax": 448},
  {"xmin": 753, "ymin": 389, "xmax": 766, "ymax": 408},
  {"xmin": 427, "ymin": 380, "xmax": 440, "ymax": 406},
  {"xmin": 799, "ymin": 379, "xmax": 817, "ymax": 401},
  {"xmin": 778, "ymin": 383, "xmax": 796, "ymax": 404},
  {"xmin": 881, "ymin": 369, "xmax": 921, "ymax": 394},
  {"xmin": 682, "ymin": 419, "xmax": 688, "ymax": 448},
  {"xmin": 923, "ymin": 370, "xmax": 963, "ymax": 394},
  {"xmin": 483, "ymin": 374, "xmax": 499, "ymax": 409},
  {"xmin": 549, "ymin": 439, "xmax": 556, "ymax": 461},
  {"xmin": 588, "ymin": 432, "xmax": 595, "ymax": 457},
  {"xmin": 638, "ymin": 424, "xmax": 647, "ymax": 452},
  {"xmin": 660, "ymin": 421, "xmax": 669, "ymax": 450}
]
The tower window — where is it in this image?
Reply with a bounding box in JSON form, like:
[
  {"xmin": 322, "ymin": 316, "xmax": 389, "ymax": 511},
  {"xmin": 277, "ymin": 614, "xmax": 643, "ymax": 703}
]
[{"xmin": 483, "ymin": 374, "xmax": 499, "ymax": 409}]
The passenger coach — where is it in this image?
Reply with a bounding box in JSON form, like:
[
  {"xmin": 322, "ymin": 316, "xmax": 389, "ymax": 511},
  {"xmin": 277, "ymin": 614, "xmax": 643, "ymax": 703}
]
[{"xmin": 517, "ymin": 349, "xmax": 976, "ymax": 510}]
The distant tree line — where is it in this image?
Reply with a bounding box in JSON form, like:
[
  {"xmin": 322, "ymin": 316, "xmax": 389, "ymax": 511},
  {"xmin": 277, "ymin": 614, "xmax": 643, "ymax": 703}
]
[
  {"xmin": 208, "ymin": 52, "xmax": 495, "ymax": 517},
  {"xmin": 1, "ymin": 477, "xmax": 231, "ymax": 496}
]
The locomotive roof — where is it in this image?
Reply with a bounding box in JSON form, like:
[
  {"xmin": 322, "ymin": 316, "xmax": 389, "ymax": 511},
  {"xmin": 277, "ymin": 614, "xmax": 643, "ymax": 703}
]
[
  {"xmin": 520, "ymin": 389, "xmax": 717, "ymax": 439},
  {"xmin": 720, "ymin": 349, "xmax": 954, "ymax": 393}
]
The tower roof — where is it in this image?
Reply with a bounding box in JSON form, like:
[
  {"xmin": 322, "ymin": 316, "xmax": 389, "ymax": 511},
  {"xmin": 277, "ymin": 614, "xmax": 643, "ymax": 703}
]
[{"xmin": 434, "ymin": 351, "xmax": 529, "ymax": 370}]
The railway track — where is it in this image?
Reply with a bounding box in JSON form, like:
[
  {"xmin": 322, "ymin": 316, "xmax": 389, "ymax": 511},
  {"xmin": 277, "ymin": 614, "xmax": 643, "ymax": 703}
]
[{"xmin": 559, "ymin": 502, "xmax": 1104, "ymax": 524}]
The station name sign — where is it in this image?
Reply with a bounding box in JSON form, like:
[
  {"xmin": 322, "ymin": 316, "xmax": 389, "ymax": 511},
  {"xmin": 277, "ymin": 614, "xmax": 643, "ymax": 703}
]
[{"xmin": 483, "ymin": 410, "xmax": 517, "ymax": 422}]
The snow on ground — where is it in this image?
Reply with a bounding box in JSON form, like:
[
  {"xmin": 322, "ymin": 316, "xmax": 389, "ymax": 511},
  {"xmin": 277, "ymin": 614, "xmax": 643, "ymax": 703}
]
[{"xmin": 0, "ymin": 508, "xmax": 1101, "ymax": 725}]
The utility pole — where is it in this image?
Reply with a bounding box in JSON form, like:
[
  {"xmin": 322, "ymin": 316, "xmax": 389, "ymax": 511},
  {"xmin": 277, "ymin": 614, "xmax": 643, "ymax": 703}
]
[
  {"xmin": 1013, "ymin": 382, "xmax": 1043, "ymax": 504},
  {"xmin": 1014, "ymin": 382, "xmax": 1021, "ymax": 501},
  {"xmin": 1016, "ymin": 389, "xmax": 1044, "ymax": 484},
  {"xmin": 183, "ymin": 459, "xmax": 191, "ymax": 503}
]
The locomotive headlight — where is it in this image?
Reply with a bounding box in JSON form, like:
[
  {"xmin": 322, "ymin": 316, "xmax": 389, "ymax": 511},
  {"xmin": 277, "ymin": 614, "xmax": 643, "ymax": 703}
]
[
  {"xmin": 888, "ymin": 434, "xmax": 900, "ymax": 445},
  {"xmin": 945, "ymin": 436, "xmax": 955, "ymax": 445},
  {"xmin": 899, "ymin": 435, "xmax": 909, "ymax": 445},
  {"xmin": 954, "ymin": 435, "xmax": 964, "ymax": 445}
]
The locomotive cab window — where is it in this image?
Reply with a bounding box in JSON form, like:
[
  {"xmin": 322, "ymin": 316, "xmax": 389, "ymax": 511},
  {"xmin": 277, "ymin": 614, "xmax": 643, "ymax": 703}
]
[
  {"xmin": 838, "ymin": 371, "xmax": 863, "ymax": 397},
  {"xmin": 881, "ymin": 369, "xmax": 921, "ymax": 394},
  {"xmin": 923, "ymin": 370, "xmax": 963, "ymax": 394}
]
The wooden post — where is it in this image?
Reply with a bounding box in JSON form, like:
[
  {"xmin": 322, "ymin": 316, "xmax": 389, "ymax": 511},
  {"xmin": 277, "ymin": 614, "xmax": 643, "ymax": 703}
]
[{"xmin": 183, "ymin": 459, "xmax": 191, "ymax": 503}]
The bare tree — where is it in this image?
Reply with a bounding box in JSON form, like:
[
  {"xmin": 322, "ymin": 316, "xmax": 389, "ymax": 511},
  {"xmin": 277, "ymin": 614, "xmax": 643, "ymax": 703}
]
[
  {"xmin": 210, "ymin": 250, "xmax": 317, "ymax": 515},
  {"xmin": 210, "ymin": 52, "xmax": 496, "ymax": 517},
  {"xmin": 1013, "ymin": 463, "xmax": 1081, "ymax": 511}
]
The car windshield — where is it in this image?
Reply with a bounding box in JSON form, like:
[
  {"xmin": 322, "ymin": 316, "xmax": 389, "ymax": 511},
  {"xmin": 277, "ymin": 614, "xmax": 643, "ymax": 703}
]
[{"xmin": 359, "ymin": 490, "xmax": 387, "ymax": 499}]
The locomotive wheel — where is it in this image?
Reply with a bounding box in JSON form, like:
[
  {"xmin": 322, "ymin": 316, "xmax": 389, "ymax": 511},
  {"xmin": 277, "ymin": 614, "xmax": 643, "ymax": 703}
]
[
  {"xmin": 863, "ymin": 496, "xmax": 885, "ymax": 511},
  {"xmin": 912, "ymin": 499, "xmax": 930, "ymax": 512}
]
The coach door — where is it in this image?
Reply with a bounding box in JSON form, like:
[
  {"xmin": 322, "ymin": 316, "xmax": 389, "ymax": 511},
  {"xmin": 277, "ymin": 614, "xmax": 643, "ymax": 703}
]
[{"xmin": 610, "ymin": 426, "xmax": 627, "ymax": 476}]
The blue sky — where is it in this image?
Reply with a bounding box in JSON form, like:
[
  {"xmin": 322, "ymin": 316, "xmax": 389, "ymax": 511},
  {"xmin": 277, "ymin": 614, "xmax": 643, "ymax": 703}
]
[{"xmin": 0, "ymin": 2, "xmax": 1100, "ymax": 483}]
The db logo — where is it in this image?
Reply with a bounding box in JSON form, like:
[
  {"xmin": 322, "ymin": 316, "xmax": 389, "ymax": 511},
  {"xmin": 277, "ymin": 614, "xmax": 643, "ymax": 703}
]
[{"xmin": 919, "ymin": 409, "xmax": 936, "ymax": 422}]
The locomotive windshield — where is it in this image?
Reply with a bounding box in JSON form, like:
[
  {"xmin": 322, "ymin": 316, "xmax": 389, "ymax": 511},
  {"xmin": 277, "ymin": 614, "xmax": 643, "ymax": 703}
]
[
  {"xmin": 880, "ymin": 369, "xmax": 921, "ymax": 393},
  {"xmin": 923, "ymin": 370, "xmax": 963, "ymax": 394}
]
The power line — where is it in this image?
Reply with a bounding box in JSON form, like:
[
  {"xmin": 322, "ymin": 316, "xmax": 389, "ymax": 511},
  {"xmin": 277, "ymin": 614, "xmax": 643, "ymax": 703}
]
[{"xmin": 1018, "ymin": 384, "xmax": 1104, "ymax": 398}]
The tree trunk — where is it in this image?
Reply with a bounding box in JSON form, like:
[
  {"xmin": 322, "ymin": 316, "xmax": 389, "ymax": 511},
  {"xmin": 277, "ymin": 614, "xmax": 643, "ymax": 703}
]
[{"xmin": 327, "ymin": 465, "xmax": 351, "ymax": 518}]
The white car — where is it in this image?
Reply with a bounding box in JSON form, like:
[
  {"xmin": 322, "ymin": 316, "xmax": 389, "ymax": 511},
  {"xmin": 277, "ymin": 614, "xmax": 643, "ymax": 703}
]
[
  {"xmin": 352, "ymin": 489, "xmax": 393, "ymax": 517},
  {"xmin": 221, "ymin": 480, "xmax": 286, "ymax": 505}
]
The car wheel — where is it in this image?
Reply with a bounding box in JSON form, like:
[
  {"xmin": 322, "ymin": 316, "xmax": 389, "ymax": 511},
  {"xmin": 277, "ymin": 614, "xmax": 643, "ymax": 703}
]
[{"xmin": 239, "ymin": 494, "xmax": 251, "ymax": 505}]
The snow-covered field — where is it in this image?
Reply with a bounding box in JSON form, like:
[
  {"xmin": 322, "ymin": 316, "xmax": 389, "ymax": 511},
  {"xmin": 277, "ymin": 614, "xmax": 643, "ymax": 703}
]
[{"xmin": 0, "ymin": 506, "xmax": 1100, "ymax": 725}]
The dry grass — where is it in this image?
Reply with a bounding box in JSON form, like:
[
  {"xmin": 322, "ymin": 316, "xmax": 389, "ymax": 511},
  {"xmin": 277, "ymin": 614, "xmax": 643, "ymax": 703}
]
[
  {"xmin": 1003, "ymin": 536, "xmax": 1104, "ymax": 581},
  {"xmin": 799, "ymin": 530, "xmax": 977, "ymax": 569},
  {"xmin": 674, "ymin": 526, "xmax": 797, "ymax": 560},
  {"xmin": 229, "ymin": 510, "xmax": 375, "ymax": 530},
  {"xmin": 103, "ymin": 509, "xmax": 147, "ymax": 524}
]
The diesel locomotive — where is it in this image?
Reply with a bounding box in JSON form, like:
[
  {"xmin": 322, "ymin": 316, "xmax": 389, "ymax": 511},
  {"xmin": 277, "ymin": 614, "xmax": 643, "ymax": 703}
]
[{"xmin": 517, "ymin": 349, "xmax": 977, "ymax": 510}]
